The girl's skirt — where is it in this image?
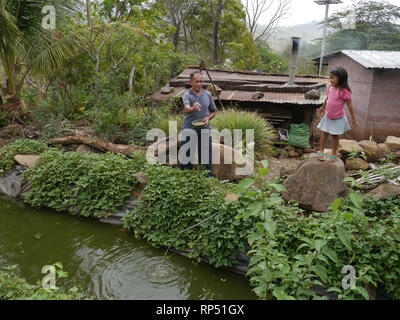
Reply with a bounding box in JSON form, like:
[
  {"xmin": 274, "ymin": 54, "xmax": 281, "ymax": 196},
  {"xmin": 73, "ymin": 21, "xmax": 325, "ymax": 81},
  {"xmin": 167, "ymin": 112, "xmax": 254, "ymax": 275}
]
[{"xmin": 317, "ymin": 114, "xmax": 351, "ymax": 135}]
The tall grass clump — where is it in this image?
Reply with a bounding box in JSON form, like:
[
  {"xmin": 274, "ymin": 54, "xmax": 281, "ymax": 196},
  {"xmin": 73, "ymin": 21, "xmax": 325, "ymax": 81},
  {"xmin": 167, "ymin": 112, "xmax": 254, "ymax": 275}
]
[{"xmin": 213, "ymin": 109, "xmax": 275, "ymax": 156}]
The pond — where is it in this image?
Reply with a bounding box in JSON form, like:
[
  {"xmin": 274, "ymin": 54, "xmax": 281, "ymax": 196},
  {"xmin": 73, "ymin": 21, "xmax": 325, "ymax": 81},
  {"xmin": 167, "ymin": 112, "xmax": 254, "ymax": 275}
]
[{"xmin": 0, "ymin": 194, "xmax": 256, "ymax": 300}]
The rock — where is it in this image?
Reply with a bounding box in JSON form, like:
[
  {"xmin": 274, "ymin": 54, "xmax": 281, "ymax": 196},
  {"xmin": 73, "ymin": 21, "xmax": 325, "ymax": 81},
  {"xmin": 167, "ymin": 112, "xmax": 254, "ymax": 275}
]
[
  {"xmin": 324, "ymin": 148, "xmax": 332, "ymax": 156},
  {"xmin": 367, "ymin": 184, "xmax": 400, "ymax": 200},
  {"xmin": 209, "ymin": 143, "xmax": 255, "ymax": 180},
  {"xmin": 160, "ymin": 86, "xmax": 174, "ymax": 94},
  {"xmin": 296, "ymin": 148, "xmax": 304, "ymax": 154},
  {"xmin": 0, "ymin": 165, "xmax": 27, "ymax": 197},
  {"xmin": 147, "ymin": 136, "xmax": 254, "ymax": 180},
  {"xmin": 282, "ymin": 153, "xmax": 349, "ymax": 212},
  {"xmin": 385, "ymin": 136, "xmax": 400, "ymax": 150},
  {"xmin": 304, "ymin": 148, "xmax": 315, "ymax": 154},
  {"xmin": 132, "ymin": 171, "xmax": 148, "ymax": 198},
  {"xmin": 14, "ymin": 154, "xmax": 40, "ymax": 168},
  {"xmin": 286, "ymin": 145, "xmax": 296, "ymax": 152},
  {"xmin": 288, "ymin": 150, "xmax": 299, "ymax": 158},
  {"xmin": 345, "ymin": 158, "xmax": 370, "ymax": 170},
  {"xmin": 304, "ymin": 89, "xmax": 321, "ymax": 100},
  {"xmin": 359, "ymin": 140, "xmax": 378, "ymax": 162},
  {"xmin": 251, "ymin": 91, "xmax": 264, "ymax": 99},
  {"xmin": 377, "ymin": 143, "xmax": 390, "ymax": 158},
  {"xmin": 75, "ymin": 144, "xmax": 95, "ymax": 153},
  {"xmin": 225, "ymin": 193, "xmax": 239, "ymax": 201},
  {"xmin": 338, "ymin": 139, "xmax": 362, "ymax": 155}
]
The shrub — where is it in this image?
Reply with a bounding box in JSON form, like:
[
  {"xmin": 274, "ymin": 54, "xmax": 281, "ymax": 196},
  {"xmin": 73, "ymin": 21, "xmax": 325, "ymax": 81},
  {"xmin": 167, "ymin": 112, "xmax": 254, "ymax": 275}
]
[
  {"xmin": 0, "ymin": 138, "xmax": 49, "ymax": 176},
  {"xmin": 156, "ymin": 112, "xmax": 185, "ymax": 136},
  {"xmin": 240, "ymin": 159, "xmax": 400, "ymax": 300},
  {"xmin": 23, "ymin": 149, "xmax": 141, "ymax": 218},
  {"xmin": 212, "ymin": 109, "xmax": 275, "ymax": 156},
  {"xmin": 122, "ymin": 164, "xmax": 258, "ymax": 268}
]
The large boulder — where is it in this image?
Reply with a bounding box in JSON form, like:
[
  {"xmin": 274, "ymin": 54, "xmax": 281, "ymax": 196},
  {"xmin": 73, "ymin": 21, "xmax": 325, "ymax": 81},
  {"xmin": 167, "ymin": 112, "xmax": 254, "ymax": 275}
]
[
  {"xmin": 282, "ymin": 153, "xmax": 349, "ymax": 212},
  {"xmin": 146, "ymin": 136, "xmax": 254, "ymax": 180},
  {"xmin": 14, "ymin": 154, "xmax": 40, "ymax": 168},
  {"xmin": 338, "ymin": 139, "xmax": 362, "ymax": 155},
  {"xmin": 359, "ymin": 140, "xmax": 378, "ymax": 162},
  {"xmin": 345, "ymin": 158, "xmax": 370, "ymax": 170},
  {"xmin": 0, "ymin": 165, "xmax": 28, "ymax": 198},
  {"xmin": 377, "ymin": 143, "xmax": 390, "ymax": 158},
  {"xmin": 367, "ymin": 184, "xmax": 400, "ymax": 200},
  {"xmin": 385, "ymin": 136, "xmax": 400, "ymax": 151}
]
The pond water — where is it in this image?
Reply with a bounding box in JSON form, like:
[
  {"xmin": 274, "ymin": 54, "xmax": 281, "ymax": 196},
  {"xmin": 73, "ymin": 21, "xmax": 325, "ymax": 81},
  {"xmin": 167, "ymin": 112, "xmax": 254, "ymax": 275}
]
[{"xmin": 0, "ymin": 194, "xmax": 256, "ymax": 300}]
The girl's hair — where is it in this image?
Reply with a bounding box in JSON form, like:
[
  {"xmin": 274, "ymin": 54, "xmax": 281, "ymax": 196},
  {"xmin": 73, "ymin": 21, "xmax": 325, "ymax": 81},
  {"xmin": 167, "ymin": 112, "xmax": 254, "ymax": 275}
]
[{"xmin": 330, "ymin": 67, "xmax": 352, "ymax": 93}]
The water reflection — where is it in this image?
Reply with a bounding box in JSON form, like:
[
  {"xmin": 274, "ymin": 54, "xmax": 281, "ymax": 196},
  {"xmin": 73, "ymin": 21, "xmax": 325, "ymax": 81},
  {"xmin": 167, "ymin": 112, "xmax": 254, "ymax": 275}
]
[{"xmin": 0, "ymin": 194, "xmax": 255, "ymax": 300}]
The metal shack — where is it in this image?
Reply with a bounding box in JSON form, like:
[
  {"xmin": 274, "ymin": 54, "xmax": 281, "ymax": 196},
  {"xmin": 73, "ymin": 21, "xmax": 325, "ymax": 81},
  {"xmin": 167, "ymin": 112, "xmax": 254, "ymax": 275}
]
[
  {"xmin": 153, "ymin": 41, "xmax": 330, "ymax": 143},
  {"xmin": 313, "ymin": 50, "xmax": 400, "ymax": 142}
]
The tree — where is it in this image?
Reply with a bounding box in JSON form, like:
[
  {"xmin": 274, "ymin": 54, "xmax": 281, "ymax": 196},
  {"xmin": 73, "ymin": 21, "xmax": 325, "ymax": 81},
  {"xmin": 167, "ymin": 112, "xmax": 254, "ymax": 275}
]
[
  {"xmin": 207, "ymin": 0, "xmax": 230, "ymax": 66},
  {"xmin": 324, "ymin": 0, "xmax": 400, "ymax": 51},
  {"xmin": 0, "ymin": 0, "xmax": 82, "ymax": 123},
  {"xmin": 243, "ymin": 0, "xmax": 290, "ymax": 42}
]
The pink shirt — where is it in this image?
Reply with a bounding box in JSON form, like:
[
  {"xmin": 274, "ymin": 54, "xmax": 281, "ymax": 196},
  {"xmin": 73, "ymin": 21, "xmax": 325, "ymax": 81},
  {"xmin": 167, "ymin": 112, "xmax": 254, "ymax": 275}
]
[{"xmin": 326, "ymin": 86, "xmax": 352, "ymax": 119}]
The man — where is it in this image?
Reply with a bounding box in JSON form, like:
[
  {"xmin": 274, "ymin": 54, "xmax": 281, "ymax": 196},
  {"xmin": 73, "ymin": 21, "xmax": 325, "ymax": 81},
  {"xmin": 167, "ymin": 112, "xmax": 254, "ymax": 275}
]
[{"xmin": 180, "ymin": 70, "xmax": 217, "ymax": 177}]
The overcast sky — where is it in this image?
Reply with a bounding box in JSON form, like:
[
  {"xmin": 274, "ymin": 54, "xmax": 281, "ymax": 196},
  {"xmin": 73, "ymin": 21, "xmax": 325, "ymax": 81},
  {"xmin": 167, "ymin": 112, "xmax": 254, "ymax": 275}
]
[{"xmin": 252, "ymin": 0, "xmax": 400, "ymax": 27}]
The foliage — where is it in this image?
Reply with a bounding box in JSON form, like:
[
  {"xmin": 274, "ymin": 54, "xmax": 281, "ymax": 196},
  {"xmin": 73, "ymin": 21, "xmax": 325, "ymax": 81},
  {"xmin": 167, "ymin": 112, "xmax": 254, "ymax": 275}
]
[
  {"xmin": 212, "ymin": 108, "xmax": 275, "ymax": 156},
  {"xmin": 325, "ymin": 0, "xmax": 400, "ymax": 51},
  {"xmin": 347, "ymin": 149, "xmax": 368, "ymax": 161},
  {"xmin": 257, "ymin": 45, "xmax": 289, "ymax": 73},
  {"xmin": 156, "ymin": 112, "xmax": 185, "ymax": 136},
  {"xmin": 122, "ymin": 164, "xmax": 259, "ymax": 268},
  {"xmin": 0, "ymin": 138, "xmax": 48, "ymax": 175},
  {"xmin": 0, "ymin": 265, "xmax": 91, "ymax": 300},
  {"xmin": 23, "ymin": 149, "xmax": 141, "ymax": 218},
  {"xmin": 240, "ymin": 159, "xmax": 400, "ymax": 300}
]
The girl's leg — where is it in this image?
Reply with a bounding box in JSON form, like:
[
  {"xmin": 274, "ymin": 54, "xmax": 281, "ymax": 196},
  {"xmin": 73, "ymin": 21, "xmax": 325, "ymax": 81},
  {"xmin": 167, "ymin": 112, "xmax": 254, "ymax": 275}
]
[
  {"xmin": 318, "ymin": 131, "xmax": 329, "ymax": 160},
  {"xmin": 328, "ymin": 135, "xmax": 339, "ymax": 163}
]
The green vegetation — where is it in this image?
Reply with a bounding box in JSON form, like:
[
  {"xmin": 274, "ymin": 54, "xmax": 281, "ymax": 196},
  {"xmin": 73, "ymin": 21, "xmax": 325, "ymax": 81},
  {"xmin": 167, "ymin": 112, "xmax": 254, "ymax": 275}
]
[
  {"xmin": 213, "ymin": 109, "xmax": 275, "ymax": 156},
  {"xmin": 23, "ymin": 149, "xmax": 143, "ymax": 217},
  {"xmin": 0, "ymin": 265, "xmax": 91, "ymax": 300},
  {"xmin": 0, "ymin": 138, "xmax": 49, "ymax": 175},
  {"xmin": 122, "ymin": 164, "xmax": 259, "ymax": 268},
  {"xmin": 239, "ymin": 160, "xmax": 400, "ymax": 300}
]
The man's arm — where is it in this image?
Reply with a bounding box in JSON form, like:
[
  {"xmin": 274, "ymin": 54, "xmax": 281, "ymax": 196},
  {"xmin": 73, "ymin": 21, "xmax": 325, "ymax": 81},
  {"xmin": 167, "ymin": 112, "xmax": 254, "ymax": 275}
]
[
  {"xmin": 182, "ymin": 93, "xmax": 200, "ymax": 113},
  {"xmin": 203, "ymin": 93, "xmax": 217, "ymax": 125}
]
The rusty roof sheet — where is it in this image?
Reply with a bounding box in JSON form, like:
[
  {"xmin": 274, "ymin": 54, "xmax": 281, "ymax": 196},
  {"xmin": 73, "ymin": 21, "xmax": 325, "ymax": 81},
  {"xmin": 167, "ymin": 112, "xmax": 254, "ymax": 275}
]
[
  {"xmin": 178, "ymin": 67, "xmax": 329, "ymax": 84},
  {"xmin": 152, "ymin": 87, "xmax": 326, "ymax": 105}
]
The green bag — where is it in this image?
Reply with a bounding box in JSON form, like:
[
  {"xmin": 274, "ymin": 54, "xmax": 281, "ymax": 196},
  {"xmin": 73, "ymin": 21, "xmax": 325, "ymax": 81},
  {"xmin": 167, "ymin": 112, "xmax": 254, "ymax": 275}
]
[{"xmin": 288, "ymin": 123, "xmax": 310, "ymax": 149}]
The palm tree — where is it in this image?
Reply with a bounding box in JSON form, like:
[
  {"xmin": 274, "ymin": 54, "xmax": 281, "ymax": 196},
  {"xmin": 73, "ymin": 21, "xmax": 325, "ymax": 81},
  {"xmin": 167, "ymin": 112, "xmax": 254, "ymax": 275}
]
[
  {"xmin": 0, "ymin": 0, "xmax": 151, "ymax": 124},
  {"xmin": 0, "ymin": 0, "xmax": 82, "ymax": 123}
]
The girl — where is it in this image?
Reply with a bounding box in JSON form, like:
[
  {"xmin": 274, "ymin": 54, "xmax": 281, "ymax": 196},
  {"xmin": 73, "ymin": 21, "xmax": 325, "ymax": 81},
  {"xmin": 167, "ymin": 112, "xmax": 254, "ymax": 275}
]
[{"xmin": 317, "ymin": 67, "xmax": 358, "ymax": 163}]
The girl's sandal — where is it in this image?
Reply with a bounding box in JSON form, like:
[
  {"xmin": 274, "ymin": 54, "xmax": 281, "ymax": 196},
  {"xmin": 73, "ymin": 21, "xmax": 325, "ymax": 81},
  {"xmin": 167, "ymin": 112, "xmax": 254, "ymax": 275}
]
[
  {"xmin": 317, "ymin": 151, "xmax": 325, "ymax": 161},
  {"xmin": 327, "ymin": 155, "xmax": 337, "ymax": 163}
]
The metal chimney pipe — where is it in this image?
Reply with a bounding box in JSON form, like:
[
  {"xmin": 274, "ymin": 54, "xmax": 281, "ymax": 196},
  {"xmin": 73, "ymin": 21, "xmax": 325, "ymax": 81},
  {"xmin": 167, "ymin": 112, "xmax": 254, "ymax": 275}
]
[{"xmin": 284, "ymin": 37, "xmax": 301, "ymax": 87}]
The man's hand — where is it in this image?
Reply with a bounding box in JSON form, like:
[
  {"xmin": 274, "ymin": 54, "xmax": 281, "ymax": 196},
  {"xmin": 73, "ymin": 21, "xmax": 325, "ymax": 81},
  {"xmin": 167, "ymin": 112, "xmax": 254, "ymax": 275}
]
[
  {"xmin": 203, "ymin": 116, "xmax": 209, "ymax": 126},
  {"xmin": 192, "ymin": 102, "xmax": 201, "ymax": 112}
]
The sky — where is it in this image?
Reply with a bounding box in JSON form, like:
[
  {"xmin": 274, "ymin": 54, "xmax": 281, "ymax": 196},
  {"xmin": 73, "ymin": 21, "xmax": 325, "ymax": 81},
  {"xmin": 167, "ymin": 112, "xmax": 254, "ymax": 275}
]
[{"xmin": 252, "ymin": 0, "xmax": 400, "ymax": 27}]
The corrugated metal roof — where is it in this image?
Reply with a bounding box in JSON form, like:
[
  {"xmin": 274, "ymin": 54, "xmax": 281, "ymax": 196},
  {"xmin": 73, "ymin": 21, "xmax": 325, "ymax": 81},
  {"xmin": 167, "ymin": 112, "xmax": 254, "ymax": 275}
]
[
  {"xmin": 178, "ymin": 68, "xmax": 328, "ymax": 84},
  {"xmin": 313, "ymin": 50, "xmax": 400, "ymax": 69},
  {"xmin": 152, "ymin": 87, "xmax": 326, "ymax": 105}
]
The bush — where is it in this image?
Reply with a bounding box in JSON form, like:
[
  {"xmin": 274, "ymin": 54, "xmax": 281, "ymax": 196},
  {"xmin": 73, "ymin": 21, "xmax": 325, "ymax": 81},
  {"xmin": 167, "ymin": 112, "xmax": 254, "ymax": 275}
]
[
  {"xmin": 122, "ymin": 164, "xmax": 258, "ymax": 268},
  {"xmin": 0, "ymin": 138, "xmax": 49, "ymax": 176},
  {"xmin": 156, "ymin": 112, "xmax": 185, "ymax": 136},
  {"xmin": 23, "ymin": 149, "xmax": 142, "ymax": 218},
  {"xmin": 212, "ymin": 109, "xmax": 275, "ymax": 156},
  {"xmin": 240, "ymin": 159, "xmax": 400, "ymax": 300}
]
